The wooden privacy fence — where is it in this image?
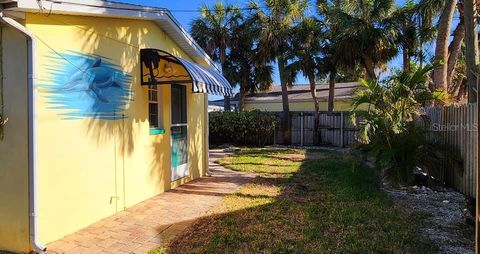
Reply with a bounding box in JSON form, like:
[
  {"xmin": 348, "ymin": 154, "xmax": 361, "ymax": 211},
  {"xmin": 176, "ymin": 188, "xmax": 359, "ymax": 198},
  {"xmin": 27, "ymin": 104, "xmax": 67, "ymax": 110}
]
[
  {"xmin": 274, "ymin": 111, "xmax": 360, "ymax": 147},
  {"xmin": 273, "ymin": 107, "xmax": 478, "ymax": 197},
  {"xmin": 424, "ymin": 104, "xmax": 478, "ymax": 197}
]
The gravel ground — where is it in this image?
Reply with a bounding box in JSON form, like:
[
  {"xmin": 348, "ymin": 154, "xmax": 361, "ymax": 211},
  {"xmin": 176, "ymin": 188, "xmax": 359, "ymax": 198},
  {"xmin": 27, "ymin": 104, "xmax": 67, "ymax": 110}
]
[{"xmin": 384, "ymin": 184, "xmax": 474, "ymax": 254}]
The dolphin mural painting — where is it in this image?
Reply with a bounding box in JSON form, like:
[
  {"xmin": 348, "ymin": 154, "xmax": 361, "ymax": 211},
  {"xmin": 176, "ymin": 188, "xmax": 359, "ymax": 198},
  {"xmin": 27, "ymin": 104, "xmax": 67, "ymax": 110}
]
[
  {"xmin": 39, "ymin": 51, "xmax": 132, "ymax": 120},
  {"xmin": 61, "ymin": 58, "xmax": 122, "ymax": 103}
]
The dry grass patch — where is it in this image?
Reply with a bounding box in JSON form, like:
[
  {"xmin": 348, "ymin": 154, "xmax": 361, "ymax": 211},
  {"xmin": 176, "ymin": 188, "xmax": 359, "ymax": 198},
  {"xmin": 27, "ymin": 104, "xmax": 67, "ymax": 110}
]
[{"xmin": 166, "ymin": 148, "xmax": 436, "ymax": 254}]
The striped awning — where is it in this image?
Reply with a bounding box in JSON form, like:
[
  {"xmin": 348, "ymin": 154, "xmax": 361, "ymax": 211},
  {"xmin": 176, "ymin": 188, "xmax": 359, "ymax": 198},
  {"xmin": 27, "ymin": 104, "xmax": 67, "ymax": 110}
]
[
  {"xmin": 176, "ymin": 59, "xmax": 233, "ymax": 96},
  {"xmin": 140, "ymin": 49, "xmax": 233, "ymax": 96}
]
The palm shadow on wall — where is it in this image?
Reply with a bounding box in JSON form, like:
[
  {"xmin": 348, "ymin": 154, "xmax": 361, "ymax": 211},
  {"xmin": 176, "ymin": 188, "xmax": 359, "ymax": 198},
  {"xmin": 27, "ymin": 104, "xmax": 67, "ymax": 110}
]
[{"xmin": 35, "ymin": 13, "xmax": 173, "ymax": 190}]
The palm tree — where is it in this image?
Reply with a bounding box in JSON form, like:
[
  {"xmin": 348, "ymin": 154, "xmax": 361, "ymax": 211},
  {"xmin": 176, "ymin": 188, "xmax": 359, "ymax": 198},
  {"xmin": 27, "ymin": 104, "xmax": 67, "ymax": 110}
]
[
  {"xmin": 392, "ymin": 1, "xmax": 419, "ymax": 73},
  {"xmin": 318, "ymin": 0, "xmax": 399, "ymax": 81},
  {"xmin": 416, "ymin": 0, "xmax": 472, "ymax": 100},
  {"xmin": 432, "ymin": 0, "xmax": 458, "ymax": 92},
  {"xmin": 463, "ymin": 0, "xmax": 479, "ymax": 103},
  {"xmin": 285, "ymin": 17, "xmax": 322, "ymax": 142},
  {"xmin": 224, "ymin": 18, "xmax": 273, "ymax": 111},
  {"xmin": 414, "ymin": 0, "xmax": 438, "ymax": 68},
  {"xmin": 447, "ymin": 3, "xmax": 465, "ymax": 86},
  {"xmin": 250, "ymin": 0, "xmax": 309, "ymax": 145},
  {"xmin": 190, "ymin": 2, "xmax": 241, "ymax": 111}
]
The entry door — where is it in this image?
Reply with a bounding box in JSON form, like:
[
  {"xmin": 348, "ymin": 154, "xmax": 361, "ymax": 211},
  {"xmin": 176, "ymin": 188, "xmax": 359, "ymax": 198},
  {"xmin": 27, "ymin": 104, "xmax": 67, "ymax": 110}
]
[{"xmin": 171, "ymin": 85, "xmax": 188, "ymax": 181}]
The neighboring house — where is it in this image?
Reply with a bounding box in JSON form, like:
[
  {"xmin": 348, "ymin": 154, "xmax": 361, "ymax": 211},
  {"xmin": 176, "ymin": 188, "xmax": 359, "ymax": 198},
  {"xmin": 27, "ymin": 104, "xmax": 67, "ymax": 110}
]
[
  {"xmin": 208, "ymin": 104, "xmax": 224, "ymax": 112},
  {"xmin": 208, "ymin": 100, "xmax": 225, "ymax": 112},
  {"xmin": 0, "ymin": 1, "xmax": 232, "ymax": 253},
  {"xmin": 214, "ymin": 82, "xmax": 361, "ymax": 112}
]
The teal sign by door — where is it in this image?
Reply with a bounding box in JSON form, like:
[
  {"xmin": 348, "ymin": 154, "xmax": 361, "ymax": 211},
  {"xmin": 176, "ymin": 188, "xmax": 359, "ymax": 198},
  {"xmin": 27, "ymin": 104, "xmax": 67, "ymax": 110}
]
[{"xmin": 171, "ymin": 85, "xmax": 188, "ymax": 181}]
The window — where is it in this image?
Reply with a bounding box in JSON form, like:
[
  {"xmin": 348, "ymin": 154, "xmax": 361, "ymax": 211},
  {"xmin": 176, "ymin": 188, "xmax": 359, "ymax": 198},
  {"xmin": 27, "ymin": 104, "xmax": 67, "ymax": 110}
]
[
  {"xmin": 171, "ymin": 85, "xmax": 187, "ymax": 125},
  {"xmin": 148, "ymin": 86, "xmax": 160, "ymax": 129}
]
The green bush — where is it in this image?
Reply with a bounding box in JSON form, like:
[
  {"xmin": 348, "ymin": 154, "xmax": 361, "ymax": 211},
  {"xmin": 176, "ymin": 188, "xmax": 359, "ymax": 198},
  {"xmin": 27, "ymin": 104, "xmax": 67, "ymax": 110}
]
[
  {"xmin": 209, "ymin": 110, "xmax": 279, "ymax": 147},
  {"xmin": 350, "ymin": 64, "xmax": 456, "ymax": 184}
]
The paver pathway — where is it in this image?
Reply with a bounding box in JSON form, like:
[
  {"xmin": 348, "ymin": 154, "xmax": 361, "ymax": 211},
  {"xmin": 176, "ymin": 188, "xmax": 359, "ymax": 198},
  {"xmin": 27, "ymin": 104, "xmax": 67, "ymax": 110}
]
[{"xmin": 47, "ymin": 150, "xmax": 254, "ymax": 254}]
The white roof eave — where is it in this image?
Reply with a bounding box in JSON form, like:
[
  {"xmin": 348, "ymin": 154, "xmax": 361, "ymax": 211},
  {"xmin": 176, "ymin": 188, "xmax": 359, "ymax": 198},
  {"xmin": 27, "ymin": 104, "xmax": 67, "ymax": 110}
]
[{"xmin": 6, "ymin": 0, "xmax": 219, "ymax": 70}]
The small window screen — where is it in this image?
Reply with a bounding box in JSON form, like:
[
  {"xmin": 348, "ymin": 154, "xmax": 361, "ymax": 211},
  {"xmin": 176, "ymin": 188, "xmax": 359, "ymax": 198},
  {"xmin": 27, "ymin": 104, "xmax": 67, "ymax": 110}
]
[
  {"xmin": 171, "ymin": 85, "xmax": 187, "ymax": 125},
  {"xmin": 148, "ymin": 86, "xmax": 160, "ymax": 128}
]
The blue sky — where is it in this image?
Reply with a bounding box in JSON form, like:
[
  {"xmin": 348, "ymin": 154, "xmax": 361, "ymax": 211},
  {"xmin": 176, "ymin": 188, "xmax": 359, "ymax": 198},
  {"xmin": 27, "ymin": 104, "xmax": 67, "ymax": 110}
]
[{"xmin": 115, "ymin": 0, "xmax": 433, "ymax": 100}]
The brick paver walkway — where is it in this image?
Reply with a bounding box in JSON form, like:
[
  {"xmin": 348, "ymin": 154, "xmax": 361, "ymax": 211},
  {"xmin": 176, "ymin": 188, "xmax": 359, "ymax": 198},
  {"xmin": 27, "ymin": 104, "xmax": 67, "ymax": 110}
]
[{"xmin": 47, "ymin": 150, "xmax": 254, "ymax": 254}]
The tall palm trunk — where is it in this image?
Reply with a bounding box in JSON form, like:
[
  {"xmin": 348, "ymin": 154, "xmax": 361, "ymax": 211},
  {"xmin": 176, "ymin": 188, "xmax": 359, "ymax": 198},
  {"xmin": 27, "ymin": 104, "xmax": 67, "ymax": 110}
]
[
  {"xmin": 403, "ymin": 48, "xmax": 410, "ymax": 73},
  {"xmin": 278, "ymin": 55, "xmax": 291, "ymax": 145},
  {"xmin": 362, "ymin": 54, "xmax": 377, "ymax": 80},
  {"xmin": 220, "ymin": 47, "xmax": 231, "ymax": 111},
  {"xmin": 223, "ymin": 96, "xmax": 231, "ymax": 111},
  {"xmin": 433, "ymin": 0, "xmax": 458, "ymax": 92},
  {"xmin": 464, "ymin": 0, "xmax": 479, "ymax": 102},
  {"xmin": 328, "ymin": 71, "xmax": 336, "ymax": 112},
  {"xmin": 447, "ymin": 17, "xmax": 465, "ymax": 86},
  {"xmin": 308, "ymin": 72, "xmax": 319, "ymax": 145},
  {"xmin": 419, "ymin": 41, "xmax": 424, "ymax": 68},
  {"xmin": 238, "ymin": 75, "xmax": 248, "ymax": 111}
]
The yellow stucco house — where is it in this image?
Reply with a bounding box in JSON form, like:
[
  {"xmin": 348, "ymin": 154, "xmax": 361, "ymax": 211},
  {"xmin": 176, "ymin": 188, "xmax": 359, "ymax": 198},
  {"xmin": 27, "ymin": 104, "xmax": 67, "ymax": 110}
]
[{"xmin": 0, "ymin": 1, "xmax": 232, "ymax": 253}]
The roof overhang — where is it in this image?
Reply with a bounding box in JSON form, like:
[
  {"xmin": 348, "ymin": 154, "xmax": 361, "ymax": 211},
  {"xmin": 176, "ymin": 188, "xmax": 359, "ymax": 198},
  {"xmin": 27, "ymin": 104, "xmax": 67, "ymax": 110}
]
[{"xmin": 1, "ymin": 0, "xmax": 219, "ymax": 71}]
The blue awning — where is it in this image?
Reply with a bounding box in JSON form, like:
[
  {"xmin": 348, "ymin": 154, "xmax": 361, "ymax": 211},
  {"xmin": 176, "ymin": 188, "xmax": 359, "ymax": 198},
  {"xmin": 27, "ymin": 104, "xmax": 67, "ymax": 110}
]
[{"xmin": 140, "ymin": 49, "xmax": 233, "ymax": 96}]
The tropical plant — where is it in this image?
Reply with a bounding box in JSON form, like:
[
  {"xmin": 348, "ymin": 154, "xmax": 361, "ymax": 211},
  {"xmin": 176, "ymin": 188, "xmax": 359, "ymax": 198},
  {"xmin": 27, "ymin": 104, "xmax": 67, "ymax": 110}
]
[
  {"xmin": 416, "ymin": 0, "xmax": 471, "ymax": 101},
  {"xmin": 432, "ymin": 0, "xmax": 458, "ymax": 92},
  {"xmin": 250, "ymin": 0, "xmax": 309, "ymax": 144},
  {"xmin": 285, "ymin": 17, "xmax": 322, "ymax": 141},
  {"xmin": 190, "ymin": 2, "xmax": 242, "ymax": 111},
  {"xmin": 447, "ymin": 1, "xmax": 465, "ymax": 87},
  {"xmin": 223, "ymin": 16, "xmax": 273, "ymax": 111},
  {"xmin": 448, "ymin": 45, "xmax": 468, "ymax": 101},
  {"xmin": 392, "ymin": 1, "xmax": 419, "ymax": 73},
  {"xmin": 351, "ymin": 64, "xmax": 446, "ymax": 183},
  {"xmin": 414, "ymin": 0, "xmax": 440, "ymax": 67},
  {"xmin": 316, "ymin": 1, "xmax": 365, "ymax": 115},
  {"xmin": 286, "ymin": 18, "xmax": 322, "ymax": 114},
  {"xmin": 318, "ymin": 0, "xmax": 399, "ymax": 81}
]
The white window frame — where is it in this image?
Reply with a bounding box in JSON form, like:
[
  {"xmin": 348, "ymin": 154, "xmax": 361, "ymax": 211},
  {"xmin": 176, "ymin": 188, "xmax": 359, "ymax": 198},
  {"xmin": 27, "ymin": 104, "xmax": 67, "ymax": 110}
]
[{"xmin": 148, "ymin": 85, "xmax": 162, "ymax": 129}]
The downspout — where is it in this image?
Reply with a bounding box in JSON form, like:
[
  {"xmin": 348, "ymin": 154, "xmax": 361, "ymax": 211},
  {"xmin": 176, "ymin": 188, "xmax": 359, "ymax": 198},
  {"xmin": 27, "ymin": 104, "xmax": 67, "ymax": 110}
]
[{"xmin": 0, "ymin": 12, "xmax": 46, "ymax": 253}]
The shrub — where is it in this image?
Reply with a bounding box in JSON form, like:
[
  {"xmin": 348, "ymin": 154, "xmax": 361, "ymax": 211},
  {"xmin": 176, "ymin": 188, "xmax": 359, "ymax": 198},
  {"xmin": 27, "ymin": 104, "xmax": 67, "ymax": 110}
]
[
  {"xmin": 350, "ymin": 64, "xmax": 455, "ymax": 184},
  {"xmin": 209, "ymin": 110, "xmax": 279, "ymax": 147}
]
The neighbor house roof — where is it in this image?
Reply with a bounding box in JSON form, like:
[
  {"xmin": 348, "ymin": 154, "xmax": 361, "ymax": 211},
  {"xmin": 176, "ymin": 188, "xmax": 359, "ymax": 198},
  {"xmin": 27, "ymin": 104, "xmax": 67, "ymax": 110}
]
[
  {"xmin": 0, "ymin": 0, "xmax": 218, "ymax": 70},
  {"xmin": 210, "ymin": 82, "xmax": 360, "ymax": 105}
]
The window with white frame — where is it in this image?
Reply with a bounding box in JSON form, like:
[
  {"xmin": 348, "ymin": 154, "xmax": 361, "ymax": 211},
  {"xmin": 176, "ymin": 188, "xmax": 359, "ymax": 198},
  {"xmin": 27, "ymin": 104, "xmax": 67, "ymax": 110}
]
[{"xmin": 148, "ymin": 86, "xmax": 161, "ymax": 129}]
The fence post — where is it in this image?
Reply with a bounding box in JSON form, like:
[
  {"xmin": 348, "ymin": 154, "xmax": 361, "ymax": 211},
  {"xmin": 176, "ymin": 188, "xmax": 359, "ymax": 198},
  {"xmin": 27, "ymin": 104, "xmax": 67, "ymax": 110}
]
[
  {"xmin": 476, "ymin": 68, "xmax": 480, "ymax": 252},
  {"xmin": 300, "ymin": 112, "xmax": 304, "ymax": 146},
  {"xmin": 340, "ymin": 112, "xmax": 344, "ymax": 148}
]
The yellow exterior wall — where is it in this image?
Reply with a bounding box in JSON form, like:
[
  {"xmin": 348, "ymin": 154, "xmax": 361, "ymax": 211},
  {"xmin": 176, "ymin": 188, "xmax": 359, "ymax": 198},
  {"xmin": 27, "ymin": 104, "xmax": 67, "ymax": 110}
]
[
  {"xmin": 22, "ymin": 13, "xmax": 208, "ymax": 246},
  {"xmin": 244, "ymin": 101, "xmax": 357, "ymax": 112},
  {"xmin": 0, "ymin": 25, "xmax": 31, "ymax": 253}
]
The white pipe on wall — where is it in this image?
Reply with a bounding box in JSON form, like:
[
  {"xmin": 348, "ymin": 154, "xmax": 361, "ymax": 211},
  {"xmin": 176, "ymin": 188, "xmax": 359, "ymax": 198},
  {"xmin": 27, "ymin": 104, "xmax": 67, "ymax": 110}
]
[{"xmin": 0, "ymin": 12, "xmax": 46, "ymax": 253}]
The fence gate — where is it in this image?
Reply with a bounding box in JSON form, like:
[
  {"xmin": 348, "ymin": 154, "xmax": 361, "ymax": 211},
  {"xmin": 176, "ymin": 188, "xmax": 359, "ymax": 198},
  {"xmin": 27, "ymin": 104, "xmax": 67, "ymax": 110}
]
[{"xmin": 275, "ymin": 111, "xmax": 360, "ymax": 148}]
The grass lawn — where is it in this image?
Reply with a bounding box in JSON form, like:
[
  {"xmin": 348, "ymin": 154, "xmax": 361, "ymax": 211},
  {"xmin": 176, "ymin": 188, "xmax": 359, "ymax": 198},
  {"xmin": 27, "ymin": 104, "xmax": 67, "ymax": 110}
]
[{"xmin": 167, "ymin": 148, "xmax": 436, "ymax": 253}]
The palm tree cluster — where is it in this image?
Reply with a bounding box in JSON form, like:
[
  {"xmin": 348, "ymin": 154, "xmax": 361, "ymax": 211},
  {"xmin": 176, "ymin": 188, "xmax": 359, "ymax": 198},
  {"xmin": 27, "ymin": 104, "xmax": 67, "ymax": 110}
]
[{"xmin": 191, "ymin": 0, "xmax": 479, "ymax": 144}]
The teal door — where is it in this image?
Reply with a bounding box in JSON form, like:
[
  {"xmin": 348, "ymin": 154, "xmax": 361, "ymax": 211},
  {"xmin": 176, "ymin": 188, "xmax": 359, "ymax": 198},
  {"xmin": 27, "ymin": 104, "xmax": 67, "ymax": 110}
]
[{"xmin": 171, "ymin": 85, "xmax": 188, "ymax": 181}]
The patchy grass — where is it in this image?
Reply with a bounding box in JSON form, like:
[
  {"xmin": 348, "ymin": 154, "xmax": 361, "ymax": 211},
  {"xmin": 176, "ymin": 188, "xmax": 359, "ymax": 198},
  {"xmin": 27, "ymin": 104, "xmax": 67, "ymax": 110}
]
[
  {"xmin": 168, "ymin": 148, "xmax": 437, "ymax": 253},
  {"xmin": 149, "ymin": 248, "xmax": 167, "ymax": 254}
]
